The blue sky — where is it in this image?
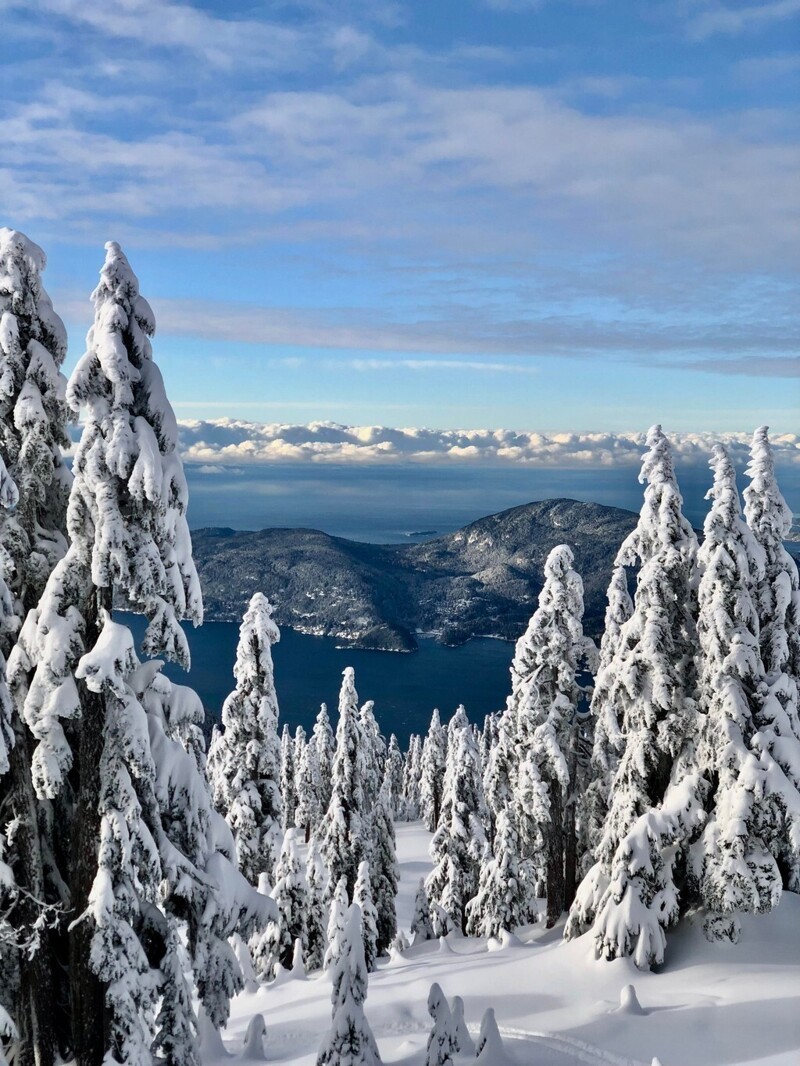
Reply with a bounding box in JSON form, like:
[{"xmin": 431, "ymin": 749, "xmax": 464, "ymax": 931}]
[{"xmin": 2, "ymin": 0, "xmax": 798, "ymax": 434}]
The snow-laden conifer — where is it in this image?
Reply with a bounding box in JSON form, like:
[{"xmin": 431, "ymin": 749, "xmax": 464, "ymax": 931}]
[
  {"xmin": 369, "ymin": 772, "xmax": 398, "ymax": 956},
  {"xmin": 483, "ymin": 709, "xmax": 516, "ymax": 841},
  {"xmin": 7, "ymin": 244, "xmax": 267, "ymax": 1054},
  {"xmin": 580, "ymin": 564, "xmax": 634, "ymax": 870},
  {"xmin": 296, "ymin": 735, "xmax": 324, "ymax": 842},
  {"xmin": 410, "ymin": 879, "xmax": 435, "ymax": 944},
  {"xmin": 206, "ymin": 592, "xmax": 283, "ymax": 884},
  {"xmin": 384, "ymin": 733, "xmax": 405, "ymax": 817},
  {"xmin": 312, "ymin": 703, "xmax": 335, "ymax": 813},
  {"xmin": 266, "ymin": 828, "xmax": 309, "ymax": 974},
  {"xmin": 280, "ymin": 724, "xmax": 297, "ymax": 831},
  {"xmin": 693, "ymin": 446, "xmax": 793, "ymax": 939},
  {"xmin": 359, "ymin": 700, "xmax": 385, "ymax": 810},
  {"xmin": 402, "ymin": 733, "xmax": 423, "ymax": 820},
  {"xmin": 152, "ymin": 924, "xmax": 200, "ymax": 1066},
  {"xmin": 510, "ymin": 545, "xmax": 596, "ymax": 926},
  {"xmin": 316, "ymin": 904, "xmax": 381, "ymax": 1066},
  {"xmin": 324, "ymin": 876, "xmax": 349, "ymax": 973},
  {"xmin": 320, "ymin": 669, "xmax": 366, "ymax": 899},
  {"xmin": 353, "ymin": 860, "xmax": 379, "ymax": 973},
  {"xmin": 744, "ymin": 426, "xmax": 800, "ymax": 888},
  {"xmin": 426, "ymin": 710, "xmax": 488, "ymax": 932},
  {"xmin": 450, "ymin": 996, "xmax": 475, "ymax": 1056},
  {"xmin": 425, "ymin": 983, "xmax": 457, "ymax": 1066},
  {"xmin": 420, "ymin": 709, "xmax": 447, "ymax": 832},
  {"xmin": 466, "ymin": 808, "xmax": 529, "ymax": 938},
  {"xmin": 305, "ymin": 837, "xmax": 328, "ymax": 972},
  {"xmin": 566, "ymin": 426, "xmax": 698, "ymax": 952}
]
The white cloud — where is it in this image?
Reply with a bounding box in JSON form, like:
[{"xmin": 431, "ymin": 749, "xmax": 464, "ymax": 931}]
[
  {"xmin": 687, "ymin": 1, "xmax": 800, "ymax": 40},
  {"xmin": 177, "ymin": 419, "xmax": 800, "ymax": 468}
]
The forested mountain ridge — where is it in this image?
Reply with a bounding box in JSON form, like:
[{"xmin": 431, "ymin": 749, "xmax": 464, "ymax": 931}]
[{"xmin": 192, "ymin": 498, "xmax": 638, "ymax": 651}]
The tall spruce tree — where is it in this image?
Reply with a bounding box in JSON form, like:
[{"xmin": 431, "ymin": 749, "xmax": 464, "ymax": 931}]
[
  {"xmin": 0, "ymin": 229, "xmax": 71, "ymax": 1064},
  {"xmin": 280, "ymin": 725, "xmax": 297, "ymax": 832},
  {"xmin": 419, "ymin": 709, "xmax": 447, "ymax": 832},
  {"xmin": 320, "ymin": 669, "xmax": 366, "ymax": 900},
  {"xmin": 316, "ymin": 904, "xmax": 380, "ymax": 1066},
  {"xmin": 566, "ymin": 425, "xmax": 699, "ymax": 961},
  {"xmin": 370, "ymin": 771, "xmax": 398, "ymax": 956},
  {"xmin": 511, "ymin": 545, "xmax": 596, "ymax": 926},
  {"xmin": 8, "ymin": 243, "xmax": 271, "ymax": 1062},
  {"xmin": 206, "ymin": 592, "xmax": 283, "ymax": 884}
]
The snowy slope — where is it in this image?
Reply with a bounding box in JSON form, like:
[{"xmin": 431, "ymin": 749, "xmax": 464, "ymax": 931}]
[{"xmin": 213, "ymin": 823, "xmax": 800, "ymax": 1066}]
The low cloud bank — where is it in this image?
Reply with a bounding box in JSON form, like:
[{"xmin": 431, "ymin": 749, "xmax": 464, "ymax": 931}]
[{"xmin": 178, "ymin": 420, "xmax": 800, "ymax": 468}]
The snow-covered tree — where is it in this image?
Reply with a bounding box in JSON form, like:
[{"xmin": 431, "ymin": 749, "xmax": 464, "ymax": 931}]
[
  {"xmin": 280, "ymin": 724, "xmax": 297, "ymax": 831},
  {"xmin": 402, "ymin": 733, "xmax": 423, "ymax": 821},
  {"xmin": 8, "ymin": 243, "xmax": 269, "ymax": 1057},
  {"xmin": 383, "ymin": 733, "xmax": 405, "ymax": 817},
  {"xmin": 320, "ymin": 669, "xmax": 366, "ymax": 899},
  {"xmin": 509, "ymin": 545, "xmax": 596, "ymax": 926},
  {"xmin": 419, "ymin": 709, "xmax": 447, "ymax": 832},
  {"xmin": 466, "ymin": 808, "xmax": 529, "ymax": 938},
  {"xmin": 312, "ymin": 703, "xmax": 335, "ymax": 813},
  {"xmin": 152, "ymin": 924, "xmax": 199, "ymax": 1066},
  {"xmin": 580, "ymin": 563, "xmax": 634, "ymax": 872},
  {"xmin": 483, "ymin": 708, "xmax": 516, "ymax": 841},
  {"xmin": 410, "ymin": 879, "xmax": 435, "ymax": 944},
  {"xmin": 693, "ymin": 446, "xmax": 791, "ymax": 939},
  {"xmin": 353, "ymin": 860, "xmax": 379, "ymax": 973},
  {"xmin": 450, "ymin": 996, "xmax": 475, "ymax": 1056},
  {"xmin": 296, "ymin": 734, "xmax": 324, "ymax": 842},
  {"xmin": 370, "ymin": 771, "xmax": 398, "ymax": 955},
  {"xmin": 0, "ymin": 228, "xmax": 71, "ymax": 1062},
  {"xmin": 305, "ymin": 838, "xmax": 328, "ymax": 972},
  {"xmin": 359, "ymin": 700, "xmax": 385, "ymax": 810},
  {"xmin": 323, "ymin": 876, "xmax": 349, "ymax": 973},
  {"xmin": 566, "ymin": 426, "xmax": 699, "ymax": 956},
  {"xmin": 744, "ymin": 426, "xmax": 800, "ymax": 888},
  {"xmin": 426, "ymin": 711, "xmax": 488, "ymax": 932},
  {"xmin": 206, "ymin": 592, "xmax": 283, "ymax": 884},
  {"xmin": 316, "ymin": 904, "xmax": 380, "ymax": 1066},
  {"xmin": 268, "ymin": 828, "xmax": 309, "ymax": 974},
  {"xmin": 425, "ymin": 983, "xmax": 457, "ymax": 1066}
]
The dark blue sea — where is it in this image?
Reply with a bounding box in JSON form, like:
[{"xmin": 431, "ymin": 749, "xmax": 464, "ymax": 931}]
[{"xmin": 122, "ymin": 461, "xmax": 799, "ymax": 745}]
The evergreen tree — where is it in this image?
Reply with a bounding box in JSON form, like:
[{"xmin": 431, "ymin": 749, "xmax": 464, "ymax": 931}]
[
  {"xmin": 510, "ymin": 545, "xmax": 596, "ymax": 927},
  {"xmin": 316, "ymin": 904, "xmax": 380, "ymax": 1066},
  {"xmin": 8, "ymin": 243, "xmax": 269, "ymax": 1059},
  {"xmin": 425, "ymin": 983, "xmax": 457, "ymax": 1066},
  {"xmin": 280, "ymin": 724, "xmax": 297, "ymax": 831},
  {"xmin": 410, "ymin": 879, "xmax": 435, "ymax": 944},
  {"xmin": 566, "ymin": 426, "xmax": 699, "ymax": 957},
  {"xmin": 402, "ymin": 733, "xmax": 423, "ymax": 821},
  {"xmin": 744, "ymin": 426, "xmax": 800, "ymax": 888},
  {"xmin": 152, "ymin": 925, "xmax": 199, "ymax": 1066},
  {"xmin": 384, "ymin": 734, "xmax": 405, "ymax": 818},
  {"xmin": 296, "ymin": 735, "xmax": 324, "ymax": 842},
  {"xmin": 466, "ymin": 808, "xmax": 529, "ymax": 938},
  {"xmin": 359, "ymin": 700, "xmax": 385, "ymax": 811},
  {"xmin": 419, "ymin": 709, "xmax": 447, "ymax": 832},
  {"xmin": 269, "ymin": 828, "xmax": 309, "ymax": 973},
  {"xmin": 450, "ymin": 996, "xmax": 475, "ymax": 1056},
  {"xmin": 206, "ymin": 592, "xmax": 283, "ymax": 884},
  {"xmin": 426, "ymin": 712, "xmax": 487, "ymax": 932},
  {"xmin": 323, "ymin": 876, "xmax": 349, "ymax": 973},
  {"xmin": 483, "ymin": 708, "xmax": 516, "ymax": 843},
  {"xmin": 580, "ymin": 564, "xmax": 633, "ymax": 873},
  {"xmin": 693, "ymin": 446, "xmax": 789, "ymax": 939},
  {"xmin": 312, "ymin": 703, "xmax": 335, "ymax": 813},
  {"xmin": 0, "ymin": 228, "xmax": 71, "ymax": 1064},
  {"xmin": 305, "ymin": 838, "xmax": 328, "ymax": 972},
  {"xmin": 320, "ymin": 669, "xmax": 366, "ymax": 899},
  {"xmin": 369, "ymin": 772, "xmax": 398, "ymax": 956},
  {"xmin": 353, "ymin": 860, "xmax": 379, "ymax": 973}
]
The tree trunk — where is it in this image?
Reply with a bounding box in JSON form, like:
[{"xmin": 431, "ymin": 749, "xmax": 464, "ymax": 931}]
[
  {"xmin": 564, "ymin": 743, "xmax": 580, "ymax": 910},
  {"xmin": 8, "ymin": 718, "xmax": 55, "ymax": 1066},
  {"xmin": 545, "ymin": 779, "xmax": 564, "ymax": 929},
  {"xmin": 70, "ymin": 590, "xmax": 110, "ymax": 1066}
]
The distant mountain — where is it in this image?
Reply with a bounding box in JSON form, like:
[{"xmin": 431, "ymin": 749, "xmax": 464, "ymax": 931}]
[{"xmin": 191, "ymin": 499, "xmax": 639, "ymax": 652}]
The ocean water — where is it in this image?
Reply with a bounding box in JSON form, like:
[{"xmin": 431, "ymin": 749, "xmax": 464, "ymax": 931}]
[{"xmin": 124, "ymin": 615, "xmax": 515, "ymax": 745}]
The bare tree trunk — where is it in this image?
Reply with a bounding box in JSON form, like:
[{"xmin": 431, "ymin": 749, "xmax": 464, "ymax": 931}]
[
  {"xmin": 70, "ymin": 589, "xmax": 110, "ymax": 1066},
  {"xmin": 545, "ymin": 780, "xmax": 565, "ymax": 929}
]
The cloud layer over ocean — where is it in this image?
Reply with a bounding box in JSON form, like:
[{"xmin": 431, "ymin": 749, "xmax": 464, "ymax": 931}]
[{"xmin": 177, "ymin": 420, "xmax": 800, "ymax": 468}]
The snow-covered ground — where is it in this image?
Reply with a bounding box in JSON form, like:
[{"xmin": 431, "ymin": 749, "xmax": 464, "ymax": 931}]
[{"xmin": 212, "ymin": 822, "xmax": 800, "ymax": 1066}]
